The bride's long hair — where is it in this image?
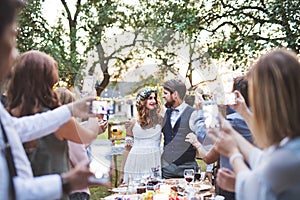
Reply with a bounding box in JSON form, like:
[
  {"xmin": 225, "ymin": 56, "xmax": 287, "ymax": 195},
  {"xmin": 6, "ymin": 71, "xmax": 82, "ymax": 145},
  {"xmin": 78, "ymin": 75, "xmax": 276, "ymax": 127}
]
[{"xmin": 136, "ymin": 87, "xmax": 162, "ymax": 128}]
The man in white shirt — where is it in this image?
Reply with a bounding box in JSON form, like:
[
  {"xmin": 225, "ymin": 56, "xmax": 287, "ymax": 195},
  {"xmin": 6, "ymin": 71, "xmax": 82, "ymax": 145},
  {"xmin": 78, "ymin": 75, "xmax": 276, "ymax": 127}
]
[{"xmin": 0, "ymin": 1, "xmax": 102, "ymax": 199}]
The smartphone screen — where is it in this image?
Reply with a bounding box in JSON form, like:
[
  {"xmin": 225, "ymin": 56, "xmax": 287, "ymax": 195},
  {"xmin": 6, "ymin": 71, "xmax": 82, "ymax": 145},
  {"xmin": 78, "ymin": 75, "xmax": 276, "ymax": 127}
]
[
  {"xmin": 203, "ymin": 101, "xmax": 220, "ymax": 129},
  {"xmin": 88, "ymin": 140, "xmax": 112, "ymax": 184},
  {"xmin": 90, "ymin": 100, "xmax": 108, "ymax": 115},
  {"xmin": 82, "ymin": 76, "xmax": 95, "ymax": 94},
  {"xmin": 224, "ymin": 93, "xmax": 237, "ymax": 105}
]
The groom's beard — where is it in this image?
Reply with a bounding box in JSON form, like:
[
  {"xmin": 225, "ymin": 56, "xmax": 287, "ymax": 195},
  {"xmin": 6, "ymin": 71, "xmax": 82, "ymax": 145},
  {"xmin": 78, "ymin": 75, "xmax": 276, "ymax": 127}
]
[{"xmin": 165, "ymin": 100, "xmax": 175, "ymax": 108}]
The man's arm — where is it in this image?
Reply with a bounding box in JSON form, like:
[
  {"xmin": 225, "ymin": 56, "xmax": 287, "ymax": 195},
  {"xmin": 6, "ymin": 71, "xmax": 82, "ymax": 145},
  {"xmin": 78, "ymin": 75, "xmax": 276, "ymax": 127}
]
[{"xmin": 189, "ymin": 110, "xmax": 206, "ymax": 142}]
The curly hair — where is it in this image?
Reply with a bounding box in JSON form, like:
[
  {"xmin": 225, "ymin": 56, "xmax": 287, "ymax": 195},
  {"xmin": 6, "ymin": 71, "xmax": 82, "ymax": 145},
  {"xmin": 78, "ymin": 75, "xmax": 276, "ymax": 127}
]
[
  {"xmin": 6, "ymin": 50, "xmax": 60, "ymax": 116},
  {"xmin": 136, "ymin": 87, "xmax": 162, "ymax": 128}
]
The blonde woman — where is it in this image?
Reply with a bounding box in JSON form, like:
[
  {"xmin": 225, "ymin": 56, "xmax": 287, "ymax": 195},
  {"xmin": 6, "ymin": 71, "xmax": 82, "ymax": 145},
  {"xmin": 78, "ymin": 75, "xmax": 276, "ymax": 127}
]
[
  {"xmin": 209, "ymin": 49, "xmax": 300, "ymax": 200},
  {"xmin": 120, "ymin": 87, "xmax": 163, "ymax": 183}
]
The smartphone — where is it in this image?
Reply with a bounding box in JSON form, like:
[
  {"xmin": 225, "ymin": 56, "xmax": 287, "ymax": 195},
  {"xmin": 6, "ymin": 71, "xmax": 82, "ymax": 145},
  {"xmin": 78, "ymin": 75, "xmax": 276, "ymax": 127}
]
[
  {"xmin": 88, "ymin": 140, "xmax": 111, "ymax": 184},
  {"xmin": 224, "ymin": 93, "xmax": 237, "ymax": 105},
  {"xmin": 82, "ymin": 76, "xmax": 95, "ymax": 94},
  {"xmin": 203, "ymin": 101, "xmax": 220, "ymax": 129},
  {"xmin": 90, "ymin": 100, "xmax": 108, "ymax": 115}
]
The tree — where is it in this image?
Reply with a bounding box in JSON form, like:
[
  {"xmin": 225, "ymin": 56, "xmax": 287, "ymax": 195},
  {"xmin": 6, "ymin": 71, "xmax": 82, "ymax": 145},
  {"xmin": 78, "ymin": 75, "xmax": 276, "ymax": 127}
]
[
  {"xmin": 202, "ymin": 0, "xmax": 300, "ymax": 69},
  {"xmin": 18, "ymin": 0, "xmax": 79, "ymax": 86},
  {"xmin": 132, "ymin": 0, "xmax": 300, "ymax": 74},
  {"xmin": 129, "ymin": 0, "xmax": 212, "ymax": 87},
  {"xmin": 18, "ymin": 0, "xmax": 136, "ymax": 91},
  {"xmin": 18, "ymin": 0, "xmax": 300, "ymax": 93}
]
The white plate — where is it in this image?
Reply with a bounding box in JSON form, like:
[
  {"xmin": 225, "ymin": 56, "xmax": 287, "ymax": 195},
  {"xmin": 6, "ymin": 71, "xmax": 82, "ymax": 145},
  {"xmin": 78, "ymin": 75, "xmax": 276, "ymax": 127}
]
[
  {"xmin": 104, "ymin": 194, "xmax": 140, "ymax": 200},
  {"xmin": 194, "ymin": 184, "xmax": 212, "ymax": 191},
  {"xmin": 111, "ymin": 187, "xmax": 128, "ymax": 193}
]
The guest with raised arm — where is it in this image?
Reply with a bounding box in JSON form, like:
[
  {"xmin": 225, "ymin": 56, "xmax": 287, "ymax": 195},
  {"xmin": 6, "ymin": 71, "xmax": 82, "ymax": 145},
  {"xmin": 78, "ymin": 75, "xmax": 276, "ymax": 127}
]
[
  {"xmin": 208, "ymin": 49, "xmax": 300, "ymax": 200},
  {"xmin": 6, "ymin": 51, "xmax": 102, "ymax": 191},
  {"xmin": 186, "ymin": 75, "xmax": 253, "ymax": 200},
  {"xmin": 56, "ymin": 87, "xmax": 108, "ymax": 200}
]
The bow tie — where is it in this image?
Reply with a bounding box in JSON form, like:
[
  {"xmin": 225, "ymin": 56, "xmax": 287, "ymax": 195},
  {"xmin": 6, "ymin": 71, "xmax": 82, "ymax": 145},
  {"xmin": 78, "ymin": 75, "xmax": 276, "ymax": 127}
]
[{"xmin": 170, "ymin": 108, "xmax": 179, "ymax": 112}]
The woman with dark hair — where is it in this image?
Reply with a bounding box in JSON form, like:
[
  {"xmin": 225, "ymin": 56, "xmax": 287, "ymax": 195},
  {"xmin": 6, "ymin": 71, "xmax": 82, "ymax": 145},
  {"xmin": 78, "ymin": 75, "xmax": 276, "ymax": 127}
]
[
  {"xmin": 6, "ymin": 50, "xmax": 101, "ymax": 199},
  {"xmin": 209, "ymin": 49, "xmax": 300, "ymax": 200},
  {"xmin": 120, "ymin": 87, "xmax": 163, "ymax": 183}
]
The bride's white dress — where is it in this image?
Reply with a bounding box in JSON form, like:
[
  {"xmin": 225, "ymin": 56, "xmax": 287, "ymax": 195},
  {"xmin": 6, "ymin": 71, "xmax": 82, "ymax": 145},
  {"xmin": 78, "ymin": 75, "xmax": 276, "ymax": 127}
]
[{"xmin": 123, "ymin": 123, "xmax": 162, "ymax": 183}]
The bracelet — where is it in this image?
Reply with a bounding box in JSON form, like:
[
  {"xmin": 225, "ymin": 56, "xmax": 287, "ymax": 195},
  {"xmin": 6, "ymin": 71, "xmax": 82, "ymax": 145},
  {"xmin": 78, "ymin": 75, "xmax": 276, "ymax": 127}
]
[
  {"xmin": 229, "ymin": 153, "xmax": 244, "ymax": 166},
  {"xmin": 60, "ymin": 173, "xmax": 71, "ymax": 195}
]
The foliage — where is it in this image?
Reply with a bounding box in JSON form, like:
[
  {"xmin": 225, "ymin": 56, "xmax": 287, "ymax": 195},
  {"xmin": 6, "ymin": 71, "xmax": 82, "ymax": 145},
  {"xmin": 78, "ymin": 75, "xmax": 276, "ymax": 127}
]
[
  {"xmin": 202, "ymin": 0, "xmax": 300, "ymax": 69},
  {"xmin": 18, "ymin": 0, "xmax": 79, "ymax": 86},
  {"xmin": 17, "ymin": 0, "xmax": 300, "ymax": 90},
  {"xmin": 17, "ymin": 0, "xmax": 47, "ymax": 52}
]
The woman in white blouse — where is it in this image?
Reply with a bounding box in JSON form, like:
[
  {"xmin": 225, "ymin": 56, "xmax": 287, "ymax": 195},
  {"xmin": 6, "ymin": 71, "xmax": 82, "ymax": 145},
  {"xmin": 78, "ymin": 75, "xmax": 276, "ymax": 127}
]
[{"xmin": 209, "ymin": 49, "xmax": 300, "ymax": 200}]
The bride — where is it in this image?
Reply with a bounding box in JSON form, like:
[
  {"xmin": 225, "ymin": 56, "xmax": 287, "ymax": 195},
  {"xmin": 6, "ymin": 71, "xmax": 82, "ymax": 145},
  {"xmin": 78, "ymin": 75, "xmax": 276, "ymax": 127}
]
[{"xmin": 120, "ymin": 87, "xmax": 163, "ymax": 184}]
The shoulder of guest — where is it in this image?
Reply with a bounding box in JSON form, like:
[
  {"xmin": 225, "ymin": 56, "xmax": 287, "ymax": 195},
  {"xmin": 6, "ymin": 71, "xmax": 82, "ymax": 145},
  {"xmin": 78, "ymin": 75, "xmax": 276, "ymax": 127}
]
[{"xmin": 263, "ymin": 142, "xmax": 300, "ymax": 193}]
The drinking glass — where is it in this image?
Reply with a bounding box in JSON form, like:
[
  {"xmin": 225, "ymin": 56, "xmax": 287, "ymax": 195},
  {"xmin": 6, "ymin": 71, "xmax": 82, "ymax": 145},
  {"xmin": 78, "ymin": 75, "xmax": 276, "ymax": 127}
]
[
  {"xmin": 184, "ymin": 169, "xmax": 195, "ymax": 185},
  {"xmin": 194, "ymin": 166, "xmax": 201, "ymax": 182}
]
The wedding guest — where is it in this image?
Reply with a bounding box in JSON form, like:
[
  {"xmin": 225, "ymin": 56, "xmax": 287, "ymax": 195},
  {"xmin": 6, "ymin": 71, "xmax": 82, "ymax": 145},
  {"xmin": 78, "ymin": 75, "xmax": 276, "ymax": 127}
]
[
  {"xmin": 120, "ymin": 87, "xmax": 163, "ymax": 183},
  {"xmin": 186, "ymin": 76, "xmax": 253, "ymax": 200},
  {"xmin": 6, "ymin": 51, "xmax": 101, "ymax": 186},
  {"xmin": 56, "ymin": 87, "xmax": 108, "ymax": 200},
  {"xmin": 209, "ymin": 49, "xmax": 300, "ymax": 200},
  {"xmin": 0, "ymin": 1, "xmax": 102, "ymax": 199}
]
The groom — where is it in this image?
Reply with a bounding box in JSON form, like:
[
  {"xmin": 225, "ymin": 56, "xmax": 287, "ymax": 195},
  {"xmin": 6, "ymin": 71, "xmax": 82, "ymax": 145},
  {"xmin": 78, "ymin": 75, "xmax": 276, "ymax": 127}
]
[{"xmin": 161, "ymin": 79, "xmax": 206, "ymax": 179}]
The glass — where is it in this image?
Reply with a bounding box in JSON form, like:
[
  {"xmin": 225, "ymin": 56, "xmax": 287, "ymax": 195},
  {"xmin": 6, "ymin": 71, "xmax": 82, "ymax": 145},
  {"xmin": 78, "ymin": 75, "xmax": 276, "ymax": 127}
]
[
  {"xmin": 184, "ymin": 169, "xmax": 195, "ymax": 185},
  {"xmin": 151, "ymin": 166, "xmax": 160, "ymax": 179},
  {"xmin": 194, "ymin": 166, "xmax": 201, "ymax": 182}
]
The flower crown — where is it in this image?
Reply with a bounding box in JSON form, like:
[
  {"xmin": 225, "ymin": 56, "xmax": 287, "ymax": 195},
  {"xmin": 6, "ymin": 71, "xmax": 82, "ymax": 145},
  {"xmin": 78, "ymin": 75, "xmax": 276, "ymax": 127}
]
[{"xmin": 136, "ymin": 87, "xmax": 157, "ymax": 105}]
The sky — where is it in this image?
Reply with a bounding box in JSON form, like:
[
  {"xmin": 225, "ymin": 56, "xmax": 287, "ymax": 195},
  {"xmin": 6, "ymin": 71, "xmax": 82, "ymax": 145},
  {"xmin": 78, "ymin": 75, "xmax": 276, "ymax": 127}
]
[{"xmin": 42, "ymin": 0, "xmax": 60, "ymax": 25}]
